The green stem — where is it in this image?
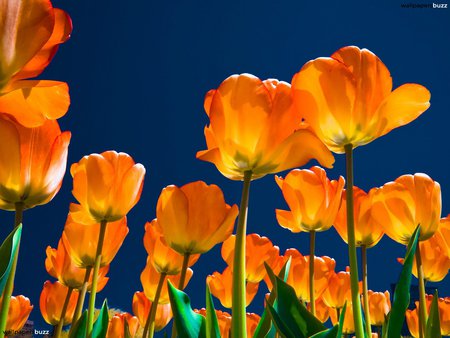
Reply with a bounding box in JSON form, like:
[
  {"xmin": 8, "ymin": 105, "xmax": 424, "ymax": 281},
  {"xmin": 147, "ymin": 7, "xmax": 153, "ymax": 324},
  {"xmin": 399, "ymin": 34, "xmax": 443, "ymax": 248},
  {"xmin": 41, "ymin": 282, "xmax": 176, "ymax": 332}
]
[
  {"xmin": 54, "ymin": 287, "xmax": 74, "ymax": 338},
  {"xmin": 171, "ymin": 253, "xmax": 190, "ymax": 338},
  {"xmin": 344, "ymin": 144, "xmax": 364, "ymax": 338},
  {"xmin": 416, "ymin": 243, "xmax": 427, "ymax": 338},
  {"xmin": 143, "ymin": 273, "xmax": 166, "ymax": 338},
  {"xmin": 361, "ymin": 245, "xmax": 372, "ymax": 336},
  {"xmin": 337, "ymin": 307, "xmax": 341, "ymax": 321},
  {"xmin": 87, "ymin": 220, "xmax": 108, "ymax": 338},
  {"xmin": 232, "ymin": 170, "xmax": 252, "ymax": 338},
  {"xmin": 309, "ymin": 230, "xmax": 316, "ymax": 316},
  {"xmin": 69, "ymin": 266, "xmax": 92, "ymax": 335},
  {"xmin": 0, "ymin": 202, "xmax": 24, "ymax": 338}
]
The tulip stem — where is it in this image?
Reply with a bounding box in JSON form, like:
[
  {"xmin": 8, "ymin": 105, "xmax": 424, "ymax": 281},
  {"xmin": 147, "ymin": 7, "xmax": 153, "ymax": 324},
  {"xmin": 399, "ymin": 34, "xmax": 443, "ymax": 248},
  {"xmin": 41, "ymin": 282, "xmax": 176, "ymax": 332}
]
[
  {"xmin": 0, "ymin": 202, "xmax": 24, "ymax": 338},
  {"xmin": 87, "ymin": 220, "xmax": 107, "ymax": 338},
  {"xmin": 171, "ymin": 253, "xmax": 190, "ymax": 338},
  {"xmin": 143, "ymin": 273, "xmax": 167, "ymax": 338},
  {"xmin": 54, "ymin": 286, "xmax": 74, "ymax": 338},
  {"xmin": 309, "ymin": 230, "xmax": 316, "ymax": 316},
  {"xmin": 415, "ymin": 243, "xmax": 427, "ymax": 338},
  {"xmin": 232, "ymin": 170, "xmax": 252, "ymax": 338},
  {"xmin": 361, "ymin": 245, "xmax": 372, "ymax": 336},
  {"xmin": 344, "ymin": 144, "xmax": 365, "ymax": 338},
  {"xmin": 70, "ymin": 266, "xmax": 92, "ymax": 332}
]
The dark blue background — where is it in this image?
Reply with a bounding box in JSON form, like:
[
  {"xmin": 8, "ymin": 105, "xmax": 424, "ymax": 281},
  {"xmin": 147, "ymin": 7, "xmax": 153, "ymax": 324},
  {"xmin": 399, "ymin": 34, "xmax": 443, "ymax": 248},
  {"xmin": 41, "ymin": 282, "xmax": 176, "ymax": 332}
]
[{"xmin": 1, "ymin": 0, "xmax": 449, "ymax": 334}]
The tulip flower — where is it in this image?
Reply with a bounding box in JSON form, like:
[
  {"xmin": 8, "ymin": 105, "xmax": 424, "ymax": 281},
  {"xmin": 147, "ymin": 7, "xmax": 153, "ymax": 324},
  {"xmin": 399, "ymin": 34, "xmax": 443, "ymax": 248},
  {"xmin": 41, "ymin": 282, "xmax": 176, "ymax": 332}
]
[
  {"xmin": 436, "ymin": 296, "xmax": 450, "ymax": 336},
  {"xmin": 322, "ymin": 268, "xmax": 356, "ymax": 310},
  {"xmin": 366, "ymin": 291, "xmax": 390, "ymax": 327},
  {"xmin": 0, "ymin": 295, "xmax": 33, "ymax": 333},
  {"xmin": 106, "ymin": 313, "xmax": 140, "ymax": 338},
  {"xmin": 132, "ymin": 292, "xmax": 172, "ymax": 332},
  {"xmin": 330, "ymin": 304, "xmax": 355, "ymax": 335},
  {"xmin": 195, "ymin": 309, "xmax": 232, "ymax": 337},
  {"xmin": 0, "ymin": 0, "xmax": 72, "ymax": 127},
  {"xmin": 207, "ymin": 267, "xmax": 259, "ymax": 308},
  {"xmin": 307, "ymin": 297, "xmax": 330, "ymax": 323},
  {"xmin": 438, "ymin": 215, "xmax": 450, "ymax": 257},
  {"xmin": 246, "ymin": 313, "xmax": 260, "ymax": 337},
  {"xmin": 71, "ymin": 151, "xmax": 145, "ymax": 224},
  {"xmin": 143, "ymin": 219, "xmax": 199, "ymax": 275},
  {"xmin": 221, "ymin": 234, "xmax": 280, "ymax": 283},
  {"xmin": 39, "ymin": 281, "xmax": 79, "ymax": 326},
  {"xmin": 406, "ymin": 308, "xmax": 420, "ymax": 338}
]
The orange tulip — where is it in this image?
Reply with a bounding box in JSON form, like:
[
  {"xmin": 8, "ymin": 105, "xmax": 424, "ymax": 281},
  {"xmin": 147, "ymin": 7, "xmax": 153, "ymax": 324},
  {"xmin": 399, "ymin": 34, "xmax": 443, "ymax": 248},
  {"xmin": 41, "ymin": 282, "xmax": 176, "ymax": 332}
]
[
  {"xmin": 195, "ymin": 309, "xmax": 232, "ymax": 337},
  {"xmin": 0, "ymin": 0, "xmax": 72, "ymax": 127},
  {"xmin": 398, "ymin": 231, "xmax": 450, "ymax": 282},
  {"xmin": 438, "ymin": 215, "xmax": 450, "ymax": 257},
  {"xmin": 143, "ymin": 220, "xmax": 200, "ymax": 275},
  {"xmin": 62, "ymin": 208, "xmax": 128, "ymax": 268},
  {"xmin": 307, "ymin": 297, "xmax": 330, "ymax": 323},
  {"xmin": 322, "ymin": 268, "xmax": 354, "ymax": 309},
  {"xmin": 275, "ymin": 166, "xmax": 344, "ymax": 232},
  {"xmin": 291, "ymin": 46, "xmax": 431, "ymax": 153},
  {"xmin": 367, "ymin": 291, "xmax": 391, "ymax": 326},
  {"xmin": 406, "ymin": 308, "xmax": 420, "ymax": 338},
  {"xmin": 39, "ymin": 280, "xmax": 79, "ymax": 325},
  {"xmin": 221, "ymin": 233, "xmax": 280, "ymax": 283},
  {"xmin": 1, "ymin": 295, "xmax": 33, "ymax": 333},
  {"xmin": 207, "ymin": 267, "xmax": 259, "ymax": 308},
  {"xmin": 140, "ymin": 261, "xmax": 193, "ymax": 304},
  {"xmin": 0, "ymin": 114, "xmax": 70, "ymax": 210},
  {"xmin": 371, "ymin": 174, "xmax": 441, "ymax": 244},
  {"xmin": 106, "ymin": 313, "xmax": 140, "ymax": 338},
  {"xmin": 246, "ymin": 313, "xmax": 260, "ymax": 337},
  {"xmin": 132, "ymin": 291, "xmax": 172, "ymax": 332},
  {"xmin": 71, "ymin": 151, "xmax": 145, "ymax": 223},
  {"xmin": 156, "ymin": 181, "xmax": 238, "ymax": 254},
  {"xmin": 45, "ymin": 239, "xmax": 110, "ymax": 290},
  {"xmin": 334, "ymin": 186, "xmax": 384, "ymax": 247},
  {"xmin": 284, "ymin": 249, "xmax": 335, "ymax": 302},
  {"xmin": 330, "ymin": 305, "xmax": 355, "ymax": 335},
  {"xmin": 196, "ymin": 73, "xmax": 335, "ymax": 180},
  {"xmin": 436, "ymin": 297, "xmax": 450, "ymax": 336}
]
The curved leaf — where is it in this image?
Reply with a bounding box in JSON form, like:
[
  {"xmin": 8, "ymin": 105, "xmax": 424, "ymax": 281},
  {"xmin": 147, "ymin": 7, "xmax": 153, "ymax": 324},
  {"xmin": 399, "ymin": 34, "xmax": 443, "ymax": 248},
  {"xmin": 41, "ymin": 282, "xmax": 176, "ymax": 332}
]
[
  {"xmin": 206, "ymin": 284, "xmax": 220, "ymax": 338},
  {"xmin": 92, "ymin": 299, "xmax": 109, "ymax": 338},
  {"xmin": 426, "ymin": 290, "xmax": 442, "ymax": 338},
  {"xmin": 69, "ymin": 311, "xmax": 87, "ymax": 338},
  {"xmin": 0, "ymin": 224, "xmax": 22, "ymax": 295}
]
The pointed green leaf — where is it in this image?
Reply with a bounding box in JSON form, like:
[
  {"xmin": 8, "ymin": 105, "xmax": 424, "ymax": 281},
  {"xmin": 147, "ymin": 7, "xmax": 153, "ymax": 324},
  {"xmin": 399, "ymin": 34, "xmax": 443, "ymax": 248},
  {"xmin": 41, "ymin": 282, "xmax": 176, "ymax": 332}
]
[
  {"xmin": 309, "ymin": 325, "xmax": 339, "ymax": 338},
  {"xmin": 337, "ymin": 302, "xmax": 347, "ymax": 338},
  {"xmin": 426, "ymin": 290, "xmax": 442, "ymax": 338},
  {"xmin": 92, "ymin": 299, "xmax": 109, "ymax": 338},
  {"xmin": 206, "ymin": 284, "xmax": 220, "ymax": 338},
  {"xmin": 69, "ymin": 310, "xmax": 88, "ymax": 338},
  {"xmin": 168, "ymin": 280, "xmax": 206, "ymax": 338},
  {"xmin": 386, "ymin": 225, "xmax": 420, "ymax": 338},
  {"xmin": 0, "ymin": 225, "xmax": 22, "ymax": 295},
  {"xmin": 267, "ymin": 302, "xmax": 296, "ymax": 338}
]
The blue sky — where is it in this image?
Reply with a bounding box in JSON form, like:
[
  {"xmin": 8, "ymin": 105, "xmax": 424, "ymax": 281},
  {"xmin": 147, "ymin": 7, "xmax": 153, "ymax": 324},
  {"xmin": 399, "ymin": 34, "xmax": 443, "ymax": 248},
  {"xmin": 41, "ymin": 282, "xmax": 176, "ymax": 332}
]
[{"xmin": 1, "ymin": 0, "xmax": 449, "ymax": 334}]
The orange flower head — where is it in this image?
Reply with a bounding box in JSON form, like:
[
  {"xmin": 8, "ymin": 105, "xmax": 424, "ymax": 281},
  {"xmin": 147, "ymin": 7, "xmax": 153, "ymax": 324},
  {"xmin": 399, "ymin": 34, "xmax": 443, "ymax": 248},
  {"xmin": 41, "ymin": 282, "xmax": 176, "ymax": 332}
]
[
  {"xmin": 196, "ymin": 73, "xmax": 335, "ymax": 180},
  {"xmin": 292, "ymin": 45, "xmax": 431, "ymax": 153},
  {"xmin": 156, "ymin": 181, "xmax": 238, "ymax": 254},
  {"xmin": 334, "ymin": 186, "xmax": 384, "ymax": 248},
  {"xmin": 62, "ymin": 208, "xmax": 128, "ymax": 268},
  {"xmin": 284, "ymin": 249, "xmax": 335, "ymax": 302},
  {"xmin": 195, "ymin": 309, "xmax": 232, "ymax": 337},
  {"xmin": 246, "ymin": 313, "xmax": 261, "ymax": 337},
  {"xmin": 132, "ymin": 291, "xmax": 172, "ymax": 331},
  {"xmin": 307, "ymin": 297, "xmax": 330, "ymax": 323},
  {"xmin": 144, "ymin": 219, "xmax": 200, "ymax": 275},
  {"xmin": 71, "ymin": 151, "xmax": 145, "ymax": 223},
  {"xmin": 367, "ymin": 290, "xmax": 391, "ymax": 326},
  {"xmin": 106, "ymin": 313, "xmax": 140, "ymax": 338},
  {"xmin": 398, "ymin": 231, "xmax": 450, "ymax": 282},
  {"xmin": 437, "ymin": 297, "xmax": 450, "ymax": 336},
  {"xmin": 372, "ymin": 173, "xmax": 441, "ymax": 244},
  {"xmin": 322, "ymin": 268, "xmax": 354, "ymax": 309},
  {"xmin": 438, "ymin": 214, "xmax": 450, "ymax": 257},
  {"xmin": 0, "ymin": 0, "xmax": 72, "ymax": 127},
  {"xmin": 1, "ymin": 295, "xmax": 33, "ymax": 332},
  {"xmin": 140, "ymin": 260, "xmax": 193, "ymax": 304},
  {"xmin": 39, "ymin": 280, "xmax": 79, "ymax": 325},
  {"xmin": 45, "ymin": 239, "xmax": 109, "ymax": 290},
  {"xmin": 406, "ymin": 308, "xmax": 419, "ymax": 338},
  {"xmin": 222, "ymin": 233, "xmax": 280, "ymax": 283},
  {"xmin": 330, "ymin": 305, "xmax": 355, "ymax": 335},
  {"xmin": 0, "ymin": 114, "xmax": 70, "ymax": 210},
  {"xmin": 275, "ymin": 166, "xmax": 344, "ymax": 232},
  {"xmin": 206, "ymin": 266, "xmax": 259, "ymax": 309}
]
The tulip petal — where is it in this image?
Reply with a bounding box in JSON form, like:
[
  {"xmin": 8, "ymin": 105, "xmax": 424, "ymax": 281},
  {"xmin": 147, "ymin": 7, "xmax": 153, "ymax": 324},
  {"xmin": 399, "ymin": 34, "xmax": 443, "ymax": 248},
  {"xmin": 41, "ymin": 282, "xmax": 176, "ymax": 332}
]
[{"xmin": 275, "ymin": 209, "xmax": 301, "ymax": 233}]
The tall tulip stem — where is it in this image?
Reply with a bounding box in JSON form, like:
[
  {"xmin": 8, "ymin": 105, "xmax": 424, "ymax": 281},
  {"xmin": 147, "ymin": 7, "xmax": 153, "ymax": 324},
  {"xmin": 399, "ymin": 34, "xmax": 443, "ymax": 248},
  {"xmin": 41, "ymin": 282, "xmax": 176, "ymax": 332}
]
[
  {"xmin": 344, "ymin": 144, "xmax": 365, "ymax": 338},
  {"xmin": 0, "ymin": 202, "xmax": 24, "ymax": 338},
  {"xmin": 309, "ymin": 230, "xmax": 316, "ymax": 316},
  {"xmin": 87, "ymin": 220, "xmax": 107, "ymax": 337},
  {"xmin": 232, "ymin": 170, "xmax": 252, "ymax": 338},
  {"xmin": 171, "ymin": 253, "xmax": 190, "ymax": 338},
  {"xmin": 54, "ymin": 286, "xmax": 74, "ymax": 338},
  {"xmin": 361, "ymin": 245, "xmax": 372, "ymax": 336},
  {"xmin": 70, "ymin": 266, "xmax": 92, "ymax": 331},
  {"xmin": 143, "ymin": 273, "xmax": 167, "ymax": 338},
  {"xmin": 415, "ymin": 243, "xmax": 427, "ymax": 338}
]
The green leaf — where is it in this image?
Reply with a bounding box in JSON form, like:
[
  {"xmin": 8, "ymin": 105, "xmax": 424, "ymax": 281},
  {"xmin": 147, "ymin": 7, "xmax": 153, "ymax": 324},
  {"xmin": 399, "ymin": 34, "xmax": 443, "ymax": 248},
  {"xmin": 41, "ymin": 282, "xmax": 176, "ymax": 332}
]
[
  {"xmin": 205, "ymin": 284, "xmax": 220, "ymax": 338},
  {"xmin": 92, "ymin": 299, "xmax": 109, "ymax": 338},
  {"xmin": 337, "ymin": 302, "xmax": 347, "ymax": 338},
  {"xmin": 267, "ymin": 302, "xmax": 295, "ymax": 338},
  {"xmin": 426, "ymin": 290, "xmax": 442, "ymax": 338},
  {"xmin": 124, "ymin": 320, "xmax": 132, "ymax": 338},
  {"xmin": 69, "ymin": 311, "xmax": 88, "ymax": 338},
  {"xmin": 386, "ymin": 225, "xmax": 420, "ymax": 338},
  {"xmin": 0, "ymin": 224, "xmax": 22, "ymax": 295},
  {"xmin": 309, "ymin": 325, "xmax": 339, "ymax": 338},
  {"xmin": 168, "ymin": 280, "xmax": 206, "ymax": 338}
]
